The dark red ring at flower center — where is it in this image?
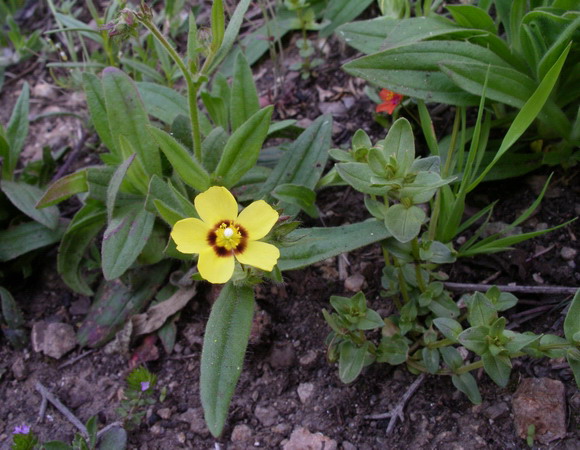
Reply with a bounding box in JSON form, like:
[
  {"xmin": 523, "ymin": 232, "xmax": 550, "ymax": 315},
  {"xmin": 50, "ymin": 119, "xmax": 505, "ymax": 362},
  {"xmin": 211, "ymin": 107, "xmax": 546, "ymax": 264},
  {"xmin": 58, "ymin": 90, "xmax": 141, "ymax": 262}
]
[{"xmin": 206, "ymin": 220, "xmax": 248, "ymax": 257}]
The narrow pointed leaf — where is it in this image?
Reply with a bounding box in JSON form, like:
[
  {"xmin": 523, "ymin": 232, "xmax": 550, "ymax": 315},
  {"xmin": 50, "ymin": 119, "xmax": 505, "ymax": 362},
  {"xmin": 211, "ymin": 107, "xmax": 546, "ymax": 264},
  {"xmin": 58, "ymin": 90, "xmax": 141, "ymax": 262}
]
[
  {"xmin": 101, "ymin": 203, "xmax": 155, "ymax": 280},
  {"xmin": 1, "ymin": 181, "xmax": 60, "ymax": 230},
  {"xmin": 201, "ymin": 283, "xmax": 254, "ymax": 437},
  {"xmin": 230, "ymin": 52, "xmax": 260, "ymax": 130},
  {"xmin": 37, "ymin": 170, "xmax": 88, "ymax": 208}
]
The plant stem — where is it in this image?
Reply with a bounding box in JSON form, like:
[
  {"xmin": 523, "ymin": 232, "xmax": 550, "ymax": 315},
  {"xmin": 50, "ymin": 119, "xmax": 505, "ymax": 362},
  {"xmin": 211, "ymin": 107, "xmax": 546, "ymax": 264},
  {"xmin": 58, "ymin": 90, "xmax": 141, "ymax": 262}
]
[
  {"xmin": 411, "ymin": 239, "xmax": 427, "ymax": 292},
  {"xmin": 138, "ymin": 18, "xmax": 202, "ymax": 161}
]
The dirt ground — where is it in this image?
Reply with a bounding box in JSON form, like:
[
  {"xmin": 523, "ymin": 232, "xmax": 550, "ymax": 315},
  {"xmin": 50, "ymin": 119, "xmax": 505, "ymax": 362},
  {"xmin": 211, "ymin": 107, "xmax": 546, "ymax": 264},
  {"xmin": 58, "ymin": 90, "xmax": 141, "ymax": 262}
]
[{"xmin": 1, "ymin": 2, "xmax": 579, "ymax": 450}]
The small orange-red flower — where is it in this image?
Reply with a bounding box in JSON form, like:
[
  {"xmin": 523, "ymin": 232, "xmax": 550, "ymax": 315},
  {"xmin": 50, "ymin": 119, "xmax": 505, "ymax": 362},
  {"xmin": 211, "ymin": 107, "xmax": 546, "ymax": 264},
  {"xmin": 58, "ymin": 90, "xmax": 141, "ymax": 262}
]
[{"xmin": 376, "ymin": 89, "xmax": 403, "ymax": 114}]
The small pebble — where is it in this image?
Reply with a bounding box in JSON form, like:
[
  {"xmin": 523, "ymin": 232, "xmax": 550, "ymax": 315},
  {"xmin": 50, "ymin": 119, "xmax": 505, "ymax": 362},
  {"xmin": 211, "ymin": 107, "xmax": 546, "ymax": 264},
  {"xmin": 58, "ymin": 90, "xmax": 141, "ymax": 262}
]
[
  {"xmin": 560, "ymin": 246, "xmax": 577, "ymax": 261},
  {"xmin": 297, "ymin": 382, "xmax": 315, "ymax": 404}
]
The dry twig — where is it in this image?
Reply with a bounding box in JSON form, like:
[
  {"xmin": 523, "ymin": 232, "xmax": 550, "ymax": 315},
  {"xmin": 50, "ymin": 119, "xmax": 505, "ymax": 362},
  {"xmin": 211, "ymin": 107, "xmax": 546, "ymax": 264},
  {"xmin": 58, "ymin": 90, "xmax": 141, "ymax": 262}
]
[
  {"xmin": 365, "ymin": 373, "xmax": 426, "ymax": 434},
  {"xmin": 35, "ymin": 382, "xmax": 88, "ymax": 437}
]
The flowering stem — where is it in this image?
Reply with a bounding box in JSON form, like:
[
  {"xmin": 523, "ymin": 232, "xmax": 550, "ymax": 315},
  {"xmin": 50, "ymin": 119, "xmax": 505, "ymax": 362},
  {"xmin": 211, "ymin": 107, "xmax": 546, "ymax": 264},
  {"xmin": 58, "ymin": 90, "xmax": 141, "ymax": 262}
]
[{"xmin": 138, "ymin": 18, "xmax": 203, "ymax": 161}]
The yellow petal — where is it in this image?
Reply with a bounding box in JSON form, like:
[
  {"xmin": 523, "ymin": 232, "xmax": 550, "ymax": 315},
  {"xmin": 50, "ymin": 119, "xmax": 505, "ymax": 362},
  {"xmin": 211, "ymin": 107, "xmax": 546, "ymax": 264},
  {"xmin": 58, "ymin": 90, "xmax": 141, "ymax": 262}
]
[
  {"xmin": 235, "ymin": 240, "xmax": 280, "ymax": 272},
  {"xmin": 236, "ymin": 200, "xmax": 279, "ymax": 240},
  {"xmin": 171, "ymin": 218, "xmax": 210, "ymax": 254},
  {"xmin": 197, "ymin": 248, "xmax": 235, "ymax": 284},
  {"xmin": 195, "ymin": 186, "xmax": 238, "ymax": 226}
]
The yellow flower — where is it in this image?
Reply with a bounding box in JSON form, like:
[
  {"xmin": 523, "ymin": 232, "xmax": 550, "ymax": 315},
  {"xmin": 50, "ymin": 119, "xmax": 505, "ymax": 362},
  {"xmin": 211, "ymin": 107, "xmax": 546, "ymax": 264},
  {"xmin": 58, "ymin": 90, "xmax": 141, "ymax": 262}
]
[{"xmin": 171, "ymin": 186, "xmax": 280, "ymax": 284}]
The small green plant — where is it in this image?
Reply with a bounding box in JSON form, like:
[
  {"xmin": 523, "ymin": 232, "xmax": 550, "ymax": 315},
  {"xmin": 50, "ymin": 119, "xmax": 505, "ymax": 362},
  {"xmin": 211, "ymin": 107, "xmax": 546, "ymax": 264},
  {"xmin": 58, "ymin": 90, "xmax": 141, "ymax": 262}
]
[
  {"xmin": 284, "ymin": 0, "xmax": 325, "ymax": 79},
  {"xmin": 321, "ymin": 115, "xmax": 579, "ymax": 405},
  {"xmin": 116, "ymin": 367, "xmax": 158, "ymax": 429}
]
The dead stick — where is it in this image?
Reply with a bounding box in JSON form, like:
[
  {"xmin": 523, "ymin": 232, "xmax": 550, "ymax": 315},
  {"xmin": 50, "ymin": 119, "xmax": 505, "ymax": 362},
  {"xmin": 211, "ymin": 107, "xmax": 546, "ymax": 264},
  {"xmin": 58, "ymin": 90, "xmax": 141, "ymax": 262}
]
[
  {"xmin": 365, "ymin": 373, "xmax": 426, "ymax": 434},
  {"xmin": 444, "ymin": 282, "xmax": 578, "ymax": 296},
  {"xmin": 35, "ymin": 382, "xmax": 87, "ymax": 437}
]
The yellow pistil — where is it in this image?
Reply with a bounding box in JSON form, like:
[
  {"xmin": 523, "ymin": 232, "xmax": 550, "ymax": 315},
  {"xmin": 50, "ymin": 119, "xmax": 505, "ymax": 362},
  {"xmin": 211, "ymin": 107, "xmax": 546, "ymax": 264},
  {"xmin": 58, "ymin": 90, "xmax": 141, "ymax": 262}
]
[{"xmin": 214, "ymin": 223, "xmax": 242, "ymax": 251}]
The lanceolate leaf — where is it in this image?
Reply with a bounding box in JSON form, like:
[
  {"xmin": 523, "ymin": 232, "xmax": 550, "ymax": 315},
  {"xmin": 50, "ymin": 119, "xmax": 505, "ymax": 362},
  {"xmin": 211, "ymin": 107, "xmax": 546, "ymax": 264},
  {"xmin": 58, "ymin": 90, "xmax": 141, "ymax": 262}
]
[
  {"xmin": 101, "ymin": 203, "xmax": 155, "ymax": 280},
  {"xmin": 58, "ymin": 201, "xmax": 106, "ymax": 295},
  {"xmin": 4, "ymin": 82, "xmax": 29, "ymax": 179},
  {"xmin": 336, "ymin": 16, "xmax": 397, "ymax": 54},
  {"xmin": 102, "ymin": 67, "xmax": 162, "ymax": 177},
  {"xmin": 0, "ymin": 220, "xmax": 67, "ymax": 262},
  {"xmin": 1, "ymin": 181, "xmax": 60, "ymax": 230},
  {"xmin": 147, "ymin": 126, "xmax": 211, "ymax": 192},
  {"xmin": 320, "ymin": 0, "xmax": 373, "ymax": 37},
  {"xmin": 215, "ymin": 106, "xmax": 273, "ymax": 187},
  {"xmin": 259, "ymin": 115, "xmax": 332, "ymax": 217},
  {"xmin": 230, "ymin": 52, "xmax": 260, "ymax": 131},
  {"xmin": 83, "ymin": 73, "xmax": 115, "ymax": 152},
  {"xmin": 201, "ymin": 283, "xmax": 254, "ymax": 437},
  {"xmin": 343, "ymin": 41, "xmax": 511, "ymax": 106},
  {"xmin": 339, "ymin": 341, "xmax": 369, "ymax": 383},
  {"xmin": 564, "ymin": 290, "xmax": 580, "ymax": 343},
  {"xmin": 137, "ymin": 82, "xmax": 189, "ymax": 124},
  {"xmin": 36, "ymin": 170, "xmax": 88, "ymax": 208},
  {"xmin": 278, "ymin": 219, "xmax": 390, "ymax": 270}
]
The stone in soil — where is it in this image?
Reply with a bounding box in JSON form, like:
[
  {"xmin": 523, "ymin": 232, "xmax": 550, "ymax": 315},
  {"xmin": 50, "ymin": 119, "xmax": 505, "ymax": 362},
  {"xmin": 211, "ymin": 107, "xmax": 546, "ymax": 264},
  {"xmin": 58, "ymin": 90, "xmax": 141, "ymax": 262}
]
[
  {"xmin": 254, "ymin": 404, "xmax": 279, "ymax": 427},
  {"xmin": 512, "ymin": 377, "xmax": 567, "ymax": 444},
  {"xmin": 560, "ymin": 246, "xmax": 577, "ymax": 261},
  {"xmin": 31, "ymin": 321, "xmax": 76, "ymax": 359},
  {"xmin": 282, "ymin": 426, "xmax": 338, "ymax": 450},
  {"xmin": 344, "ymin": 273, "xmax": 365, "ymax": 292},
  {"xmin": 297, "ymin": 382, "xmax": 315, "ymax": 404},
  {"xmin": 230, "ymin": 424, "xmax": 252, "ymax": 442}
]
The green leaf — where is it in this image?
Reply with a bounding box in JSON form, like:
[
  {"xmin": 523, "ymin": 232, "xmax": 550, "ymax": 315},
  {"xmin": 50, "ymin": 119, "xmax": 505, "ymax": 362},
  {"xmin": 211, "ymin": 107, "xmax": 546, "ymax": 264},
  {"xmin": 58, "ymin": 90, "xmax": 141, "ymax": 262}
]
[
  {"xmin": 83, "ymin": 73, "xmax": 115, "ymax": 152},
  {"xmin": 503, "ymin": 330, "xmax": 541, "ymax": 354},
  {"xmin": 451, "ymin": 373, "xmax": 482, "ymax": 404},
  {"xmin": 383, "ymin": 117, "xmax": 415, "ymax": 174},
  {"xmin": 384, "ymin": 204, "xmax": 425, "ymax": 243},
  {"xmin": 358, "ymin": 309, "xmax": 384, "ymax": 330},
  {"xmin": 336, "ymin": 162, "xmax": 386, "ymax": 195},
  {"xmin": 278, "ymin": 219, "xmax": 390, "ymax": 271},
  {"xmin": 482, "ymin": 352, "xmax": 511, "ymax": 387},
  {"xmin": 230, "ymin": 52, "xmax": 260, "ymax": 130},
  {"xmin": 400, "ymin": 172, "xmax": 450, "ymax": 204},
  {"xmin": 446, "ymin": 5, "xmax": 496, "ymax": 33},
  {"xmin": 440, "ymin": 346, "xmax": 463, "ymax": 371},
  {"xmin": 58, "ymin": 201, "xmax": 106, "ymax": 295},
  {"xmin": 0, "ymin": 220, "xmax": 66, "ymax": 262},
  {"xmin": 77, "ymin": 262, "xmax": 171, "ymax": 347},
  {"xmin": 137, "ymin": 82, "xmax": 189, "ymax": 125},
  {"xmin": 210, "ymin": 0, "xmax": 225, "ymax": 53},
  {"xmin": 106, "ymin": 154, "xmax": 136, "ymax": 222},
  {"xmin": 145, "ymin": 175, "xmax": 197, "ymax": 226},
  {"xmin": 564, "ymin": 290, "xmax": 580, "ymax": 343},
  {"xmin": 97, "ymin": 426, "xmax": 127, "ymax": 450},
  {"xmin": 320, "ymin": 0, "xmax": 373, "ymax": 37},
  {"xmin": 147, "ymin": 126, "xmax": 210, "ymax": 192},
  {"xmin": 101, "ymin": 203, "xmax": 155, "ymax": 280},
  {"xmin": 343, "ymin": 41, "xmax": 510, "ymax": 106},
  {"xmin": 467, "ymin": 42, "xmax": 572, "ymax": 191},
  {"xmin": 36, "ymin": 170, "xmax": 88, "ymax": 208},
  {"xmin": 1, "ymin": 181, "xmax": 60, "ymax": 230},
  {"xmin": 258, "ymin": 115, "xmax": 332, "ymax": 217},
  {"xmin": 272, "ymin": 184, "xmax": 318, "ymax": 218},
  {"xmin": 377, "ymin": 334, "xmax": 408, "ymax": 365},
  {"xmin": 567, "ymin": 348, "xmax": 580, "ymax": 389},
  {"xmin": 4, "ymin": 82, "xmax": 29, "ymax": 179},
  {"xmin": 0, "ymin": 285, "xmax": 24, "ymax": 328},
  {"xmin": 206, "ymin": 0, "xmax": 252, "ymax": 75},
  {"xmin": 458, "ymin": 326, "xmax": 489, "ymax": 355},
  {"xmin": 102, "ymin": 67, "xmax": 162, "ymax": 177},
  {"xmin": 433, "ymin": 317, "xmax": 463, "ymax": 342},
  {"xmin": 422, "ymin": 347, "xmax": 440, "ymax": 374},
  {"xmin": 336, "ymin": 16, "xmax": 397, "ymax": 55},
  {"xmin": 201, "ymin": 283, "xmax": 254, "ymax": 437},
  {"xmin": 215, "ymin": 106, "xmax": 273, "ymax": 187},
  {"xmin": 466, "ymin": 292, "xmax": 497, "ymax": 326},
  {"xmin": 339, "ymin": 341, "xmax": 369, "ymax": 383}
]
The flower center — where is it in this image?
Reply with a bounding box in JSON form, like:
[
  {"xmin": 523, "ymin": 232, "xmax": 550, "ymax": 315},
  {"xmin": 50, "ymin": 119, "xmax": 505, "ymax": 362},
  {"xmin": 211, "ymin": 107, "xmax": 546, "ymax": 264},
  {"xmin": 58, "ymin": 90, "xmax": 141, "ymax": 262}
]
[{"xmin": 214, "ymin": 223, "xmax": 242, "ymax": 251}]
